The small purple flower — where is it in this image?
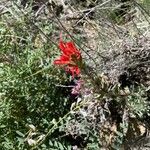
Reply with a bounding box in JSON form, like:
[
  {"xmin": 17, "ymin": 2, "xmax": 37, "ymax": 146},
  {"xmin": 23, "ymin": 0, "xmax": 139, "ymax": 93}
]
[{"xmin": 71, "ymin": 79, "xmax": 83, "ymax": 95}]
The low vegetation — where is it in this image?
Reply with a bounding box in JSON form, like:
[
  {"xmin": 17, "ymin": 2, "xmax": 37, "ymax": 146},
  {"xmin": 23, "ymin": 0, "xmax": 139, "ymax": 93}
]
[{"xmin": 0, "ymin": 0, "xmax": 150, "ymax": 149}]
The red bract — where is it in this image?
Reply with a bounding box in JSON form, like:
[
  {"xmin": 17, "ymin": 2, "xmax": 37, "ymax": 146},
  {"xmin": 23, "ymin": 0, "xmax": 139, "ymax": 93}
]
[{"xmin": 54, "ymin": 39, "xmax": 82, "ymax": 77}]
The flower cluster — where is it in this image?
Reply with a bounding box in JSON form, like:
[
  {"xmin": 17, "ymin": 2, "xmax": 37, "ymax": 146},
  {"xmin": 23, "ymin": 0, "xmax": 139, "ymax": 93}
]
[{"xmin": 54, "ymin": 38, "xmax": 82, "ymax": 78}]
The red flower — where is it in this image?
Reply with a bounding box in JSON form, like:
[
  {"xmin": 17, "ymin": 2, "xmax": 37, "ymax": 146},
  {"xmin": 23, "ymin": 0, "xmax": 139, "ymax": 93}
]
[{"xmin": 54, "ymin": 38, "xmax": 82, "ymax": 77}]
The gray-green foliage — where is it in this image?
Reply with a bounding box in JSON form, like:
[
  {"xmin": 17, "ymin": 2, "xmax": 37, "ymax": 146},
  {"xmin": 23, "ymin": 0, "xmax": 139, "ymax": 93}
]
[
  {"xmin": 0, "ymin": 3, "xmax": 72, "ymax": 149},
  {"xmin": 127, "ymin": 86, "xmax": 149, "ymax": 118},
  {"xmin": 140, "ymin": 0, "xmax": 150, "ymax": 12}
]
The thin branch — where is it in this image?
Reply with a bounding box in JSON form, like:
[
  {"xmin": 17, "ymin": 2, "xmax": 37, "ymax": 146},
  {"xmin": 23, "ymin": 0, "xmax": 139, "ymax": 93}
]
[
  {"xmin": 55, "ymin": 84, "xmax": 75, "ymax": 88},
  {"xmin": 13, "ymin": 2, "xmax": 58, "ymax": 48}
]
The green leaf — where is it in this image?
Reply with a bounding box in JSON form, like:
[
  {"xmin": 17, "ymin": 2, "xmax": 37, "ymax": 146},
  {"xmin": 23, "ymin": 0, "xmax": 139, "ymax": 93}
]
[{"xmin": 16, "ymin": 131, "xmax": 25, "ymax": 137}]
